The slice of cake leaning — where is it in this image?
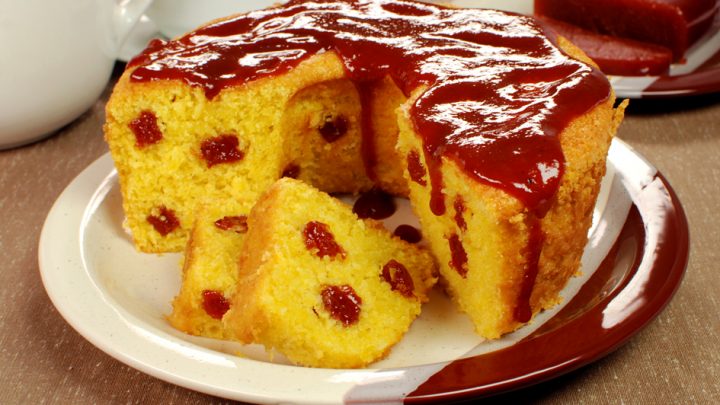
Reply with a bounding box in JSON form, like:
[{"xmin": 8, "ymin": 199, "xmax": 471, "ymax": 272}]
[
  {"xmin": 168, "ymin": 203, "xmax": 249, "ymax": 339},
  {"xmin": 222, "ymin": 178, "xmax": 438, "ymax": 368},
  {"xmin": 395, "ymin": 37, "xmax": 627, "ymax": 339}
]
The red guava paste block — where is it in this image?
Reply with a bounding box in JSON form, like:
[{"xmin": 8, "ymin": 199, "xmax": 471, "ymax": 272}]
[
  {"xmin": 538, "ymin": 16, "xmax": 673, "ymax": 76},
  {"xmin": 535, "ymin": 0, "xmax": 719, "ymax": 60}
]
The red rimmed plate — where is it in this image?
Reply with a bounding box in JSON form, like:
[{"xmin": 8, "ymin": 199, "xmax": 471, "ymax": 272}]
[
  {"xmin": 396, "ymin": 141, "xmax": 690, "ymax": 402},
  {"xmin": 39, "ymin": 139, "xmax": 688, "ymax": 404}
]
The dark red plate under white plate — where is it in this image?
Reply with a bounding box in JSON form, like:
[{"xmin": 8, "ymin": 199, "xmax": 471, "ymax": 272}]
[{"xmin": 39, "ymin": 139, "xmax": 688, "ymax": 404}]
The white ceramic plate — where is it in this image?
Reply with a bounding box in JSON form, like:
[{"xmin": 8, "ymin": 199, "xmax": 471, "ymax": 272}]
[{"xmin": 39, "ymin": 138, "xmax": 692, "ymax": 403}]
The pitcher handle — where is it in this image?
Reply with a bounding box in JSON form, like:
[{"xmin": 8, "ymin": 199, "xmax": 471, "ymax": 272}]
[{"xmin": 113, "ymin": 0, "xmax": 156, "ymax": 49}]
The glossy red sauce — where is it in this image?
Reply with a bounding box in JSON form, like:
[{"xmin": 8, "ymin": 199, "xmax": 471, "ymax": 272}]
[
  {"xmin": 129, "ymin": 110, "xmax": 163, "ymax": 148},
  {"xmin": 318, "ymin": 115, "xmax": 349, "ymax": 143},
  {"xmin": 128, "ymin": 0, "xmax": 611, "ymax": 324},
  {"xmin": 146, "ymin": 206, "xmax": 180, "ymax": 236},
  {"xmin": 214, "ymin": 215, "xmax": 248, "ymax": 233},
  {"xmin": 321, "ymin": 284, "xmax": 362, "ymax": 326},
  {"xmin": 352, "ymin": 188, "xmax": 396, "ymax": 219},
  {"xmin": 382, "ymin": 260, "xmax": 415, "ymax": 298},
  {"xmin": 513, "ymin": 216, "xmax": 545, "ymax": 322},
  {"xmin": 407, "ymin": 150, "xmax": 427, "ymax": 186},
  {"xmin": 394, "ymin": 224, "xmax": 422, "ymax": 244},
  {"xmin": 202, "ymin": 290, "xmax": 231, "ymax": 319},
  {"xmin": 448, "ymin": 234, "xmax": 469, "ymax": 278},
  {"xmin": 303, "ymin": 221, "xmax": 347, "ymax": 259},
  {"xmin": 200, "ymin": 134, "xmax": 245, "ymax": 167}
]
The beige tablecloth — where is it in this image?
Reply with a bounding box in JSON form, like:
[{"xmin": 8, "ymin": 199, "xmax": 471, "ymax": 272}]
[{"xmin": 1, "ymin": 65, "xmax": 719, "ymax": 404}]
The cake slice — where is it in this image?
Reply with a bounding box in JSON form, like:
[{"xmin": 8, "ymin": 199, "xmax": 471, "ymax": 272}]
[
  {"xmin": 168, "ymin": 203, "xmax": 248, "ymax": 339},
  {"xmin": 395, "ymin": 39, "xmax": 627, "ymax": 339},
  {"xmin": 222, "ymin": 178, "xmax": 437, "ymax": 368}
]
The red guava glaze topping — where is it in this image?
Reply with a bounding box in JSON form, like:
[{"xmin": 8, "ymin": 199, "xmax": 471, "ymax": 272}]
[
  {"xmin": 454, "ymin": 196, "xmax": 467, "ymax": 232},
  {"xmin": 282, "ymin": 163, "xmax": 301, "ymax": 178},
  {"xmin": 318, "ymin": 115, "xmax": 349, "ymax": 143},
  {"xmin": 146, "ymin": 206, "xmax": 180, "ymax": 236},
  {"xmin": 381, "ymin": 260, "xmax": 415, "ymax": 298},
  {"xmin": 321, "ymin": 284, "xmax": 362, "ymax": 326},
  {"xmin": 394, "ymin": 224, "xmax": 422, "ymax": 244},
  {"xmin": 448, "ymin": 234, "xmax": 468, "ymax": 278},
  {"xmin": 200, "ymin": 135, "xmax": 245, "ymax": 167},
  {"xmin": 214, "ymin": 215, "xmax": 248, "ymax": 233},
  {"xmin": 303, "ymin": 221, "xmax": 347, "ymax": 259},
  {"xmin": 352, "ymin": 188, "xmax": 396, "ymax": 219},
  {"xmin": 513, "ymin": 216, "xmax": 545, "ymax": 323},
  {"xmin": 129, "ymin": 110, "xmax": 163, "ymax": 148},
  {"xmin": 407, "ymin": 150, "xmax": 427, "ymax": 186},
  {"xmin": 202, "ymin": 290, "xmax": 231, "ymax": 319},
  {"xmin": 128, "ymin": 0, "xmax": 610, "ymax": 218}
]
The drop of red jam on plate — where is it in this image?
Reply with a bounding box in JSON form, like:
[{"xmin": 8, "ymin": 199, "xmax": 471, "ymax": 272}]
[
  {"xmin": 146, "ymin": 206, "xmax": 180, "ymax": 236},
  {"xmin": 214, "ymin": 215, "xmax": 248, "ymax": 233},
  {"xmin": 303, "ymin": 221, "xmax": 347, "ymax": 259},
  {"xmin": 393, "ymin": 224, "xmax": 422, "ymax": 244},
  {"xmin": 129, "ymin": 110, "xmax": 163, "ymax": 148},
  {"xmin": 381, "ymin": 260, "xmax": 415, "ymax": 298},
  {"xmin": 282, "ymin": 163, "xmax": 301, "ymax": 179},
  {"xmin": 407, "ymin": 150, "xmax": 427, "ymax": 186},
  {"xmin": 200, "ymin": 134, "xmax": 245, "ymax": 167},
  {"xmin": 352, "ymin": 188, "xmax": 396, "ymax": 220},
  {"xmin": 454, "ymin": 196, "xmax": 467, "ymax": 232},
  {"xmin": 318, "ymin": 115, "xmax": 348, "ymax": 143},
  {"xmin": 201, "ymin": 290, "xmax": 231, "ymax": 320},
  {"xmin": 448, "ymin": 234, "xmax": 468, "ymax": 278},
  {"xmin": 321, "ymin": 284, "xmax": 362, "ymax": 326}
]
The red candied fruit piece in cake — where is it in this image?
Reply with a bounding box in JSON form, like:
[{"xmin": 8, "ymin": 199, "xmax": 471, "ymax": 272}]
[
  {"xmin": 381, "ymin": 260, "xmax": 415, "ymax": 298},
  {"xmin": 321, "ymin": 284, "xmax": 362, "ymax": 326},
  {"xmin": 201, "ymin": 290, "xmax": 231, "ymax": 319},
  {"xmin": 214, "ymin": 215, "xmax": 248, "ymax": 233},
  {"xmin": 407, "ymin": 150, "xmax": 427, "ymax": 186},
  {"xmin": 129, "ymin": 110, "xmax": 163, "ymax": 147},
  {"xmin": 538, "ymin": 16, "xmax": 673, "ymax": 76},
  {"xmin": 147, "ymin": 206, "xmax": 180, "ymax": 236},
  {"xmin": 448, "ymin": 234, "xmax": 469, "ymax": 278},
  {"xmin": 454, "ymin": 196, "xmax": 468, "ymax": 232},
  {"xmin": 200, "ymin": 134, "xmax": 245, "ymax": 167},
  {"xmin": 318, "ymin": 115, "xmax": 349, "ymax": 143},
  {"xmin": 303, "ymin": 221, "xmax": 347, "ymax": 259},
  {"xmin": 534, "ymin": 0, "xmax": 719, "ymax": 60}
]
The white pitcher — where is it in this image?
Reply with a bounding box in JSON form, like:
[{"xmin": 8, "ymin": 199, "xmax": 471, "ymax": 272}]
[{"xmin": 0, "ymin": 0, "xmax": 154, "ymax": 149}]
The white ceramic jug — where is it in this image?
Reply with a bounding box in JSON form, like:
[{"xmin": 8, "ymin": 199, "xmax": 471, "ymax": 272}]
[{"xmin": 0, "ymin": 0, "xmax": 154, "ymax": 149}]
